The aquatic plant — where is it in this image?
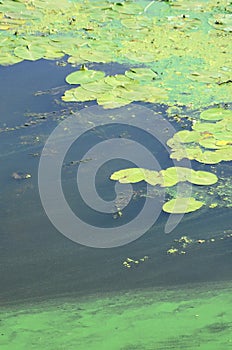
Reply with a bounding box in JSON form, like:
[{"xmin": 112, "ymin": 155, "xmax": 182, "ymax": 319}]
[
  {"xmin": 110, "ymin": 167, "xmax": 218, "ymax": 187},
  {"xmin": 167, "ymin": 107, "xmax": 232, "ymax": 164},
  {"xmin": 0, "ymin": 0, "xmax": 231, "ymax": 108},
  {"xmin": 62, "ymin": 66, "xmax": 167, "ymax": 108},
  {"xmin": 110, "ymin": 166, "xmax": 218, "ymax": 213},
  {"xmin": 162, "ymin": 197, "xmax": 204, "ymax": 214}
]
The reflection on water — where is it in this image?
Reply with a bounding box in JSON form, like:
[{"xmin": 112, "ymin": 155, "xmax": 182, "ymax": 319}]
[{"xmin": 0, "ymin": 59, "xmax": 232, "ymax": 306}]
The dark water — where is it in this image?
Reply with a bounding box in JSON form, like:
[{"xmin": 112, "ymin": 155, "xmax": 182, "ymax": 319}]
[{"xmin": 0, "ymin": 59, "xmax": 232, "ymax": 305}]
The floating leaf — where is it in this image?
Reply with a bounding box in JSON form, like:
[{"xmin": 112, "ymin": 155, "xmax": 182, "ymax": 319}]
[
  {"xmin": 62, "ymin": 87, "xmax": 97, "ymax": 102},
  {"xmin": 215, "ymin": 148, "xmax": 232, "ymax": 161},
  {"xmin": 110, "ymin": 168, "xmax": 146, "ymax": 183},
  {"xmin": 195, "ymin": 151, "xmax": 222, "ymax": 164},
  {"xmin": 14, "ymin": 45, "xmax": 46, "ymax": 61},
  {"xmin": 162, "ymin": 197, "xmax": 204, "ymax": 214},
  {"xmin": 97, "ymin": 93, "xmax": 132, "ymax": 109},
  {"xmin": 172, "ymin": 130, "xmax": 200, "ymax": 143},
  {"xmin": 111, "ymin": 167, "xmax": 218, "ymax": 187},
  {"xmin": 66, "ymin": 69, "xmax": 105, "ymax": 85},
  {"xmin": 200, "ymin": 108, "xmax": 232, "ymax": 121},
  {"xmin": 198, "ymin": 138, "xmax": 222, "ymax": 150},
  {"xmin": 82, "ymin": 80, "xmax": 113, "ymax": 94},
  {"xmin": 143, "ymin": 169, "xmax": 162, "ymax": 186},
  {"xmin": 188, "ymin": 170, "xmax": 218, "ymax": 185},
  {"xmin": 125, "ymin": 68, "xmax": 158, "ymax": 83},
  {"xmin": 105, "ymin": 74, "xmax": 134, "ymax": 87},
  {"xmin": 192, "ymin": 121, "xmax": 224, "ymax": 133}
]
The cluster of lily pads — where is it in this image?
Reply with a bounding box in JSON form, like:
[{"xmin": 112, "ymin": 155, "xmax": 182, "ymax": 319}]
[
  {"xmin": 0, "ymin": 0, "xmax": 231, "ymax": 108},
  {"xmin": 167, "ymin": 107, "xmax": 232, "ymax": 164},
  {"xmin": 62, "ymin": 66, "xmax": 167, "ymax": 108},
  {"xmin": 110, "ymin": 166, "xmax": 218, "ymax": 213}
]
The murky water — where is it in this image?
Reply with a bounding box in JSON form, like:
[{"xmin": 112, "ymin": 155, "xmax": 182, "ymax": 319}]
[
  {"xmin": 1, "ymin": 59, "xmax": 232, "ymax": 349},
  {"xmin": 1, "ymin": 59, "xmax": 231, "ymax": 305}
]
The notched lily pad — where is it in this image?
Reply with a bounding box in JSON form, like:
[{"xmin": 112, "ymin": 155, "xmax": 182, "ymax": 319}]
[{"xmin": 66, "ymin": 69, "xmax": 105, "ymax": 85}]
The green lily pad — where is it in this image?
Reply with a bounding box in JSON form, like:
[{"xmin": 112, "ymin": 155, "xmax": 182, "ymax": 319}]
[
  {"xmin": 143, "ymin": 169, "xmax": 162, "ymax": 186},
  {"xmin": 215, "ymin": 148, "xmax": 232, "ymax": 161},
  {"xmin": 111, "ymin": 166, "xmax": 218, "ymax": 187},
  {"xmin": 110, "ymin": 168, "xmax": 146, "ymax": 183},
  {"xmin": 188, "ymin": 170, "xmax": 218, "ymax": 185},
  {"xmin": 162, "ymin": 197, "xmax": 204, "ymax": 214},
  {"xmin": 14, "ymin": 45, "xmax": 46, "ymax": 61},
  {"xmin": 170, "ymin": 146, "xmax": 203, "ymax": 161},
  {"xmin": 97, "ymin": 93, "xmax": 132, "ymax": 109},
  {"xmin": 82, "ymin": 80, "xmax": 112, "ymax": 94},
  {"xmin": 125, "ymin": 68, "xmax": 158, "ymax": 83},
  {"xmin": 192, "ymin": 121, "xmax": 224, "ymax": 133},
  {"xmin": 198, "ymin": 138, "xmax": 222, "ymax": 150},
  {"xmin": 200, "ymin": 108, "xmax": 232, "ymax": 121},
  {"xmin": 105, "ymin": 75, "xmax": 134, "ymax": 87},
  {"xmin": 172, "ymin": 130, "xmax": 201, "ymax": 143},
  {"xmin": 65, "ymin": 69, "xmax": 105, "ymax": 85},
  {"xmin": 159, "ymin": 167, "xmax": 192, "ymax": 187},
  {"xmin": 195, "ymin": 151, "xmax": 222, "ymax": 164}
]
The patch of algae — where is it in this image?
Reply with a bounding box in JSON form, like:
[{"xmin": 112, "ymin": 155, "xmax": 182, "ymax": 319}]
[
  {"xmin": 1, "ymin": 283, "xmax": 232, "ymax": 350},
  {"xmin": 0, "ymin": 0, "xmax": 231, "ymax": 109}
]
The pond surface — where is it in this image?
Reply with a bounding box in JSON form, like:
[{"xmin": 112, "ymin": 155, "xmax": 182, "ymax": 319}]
[{"xmin": 1, "ymin": 59, "xmax": 232, "ymax": 349}]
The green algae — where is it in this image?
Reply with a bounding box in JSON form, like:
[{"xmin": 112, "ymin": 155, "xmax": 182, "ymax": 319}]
[
  {"xmin": 1, "ymin": 282, "xmax": 232, "ymax": 350},
  {"xmin": 0, "ymin": 0, "xmax": 231, "ymax": 109}
]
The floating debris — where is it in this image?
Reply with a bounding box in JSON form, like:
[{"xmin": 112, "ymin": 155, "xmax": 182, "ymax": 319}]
[
  {"xmin": 11, "ymin": 172, "xmax": 31, "ymax": 180},
  {"xmin": 167, "ymin": 248, "xmax": 179, "ymax": 255},
  {"xmin": 167, "ymin": 231, "xmax": 232, "ymax": 256},
  {"xmin": 122, "ymin": 256, "xmax": 149, "ymax": 268}
]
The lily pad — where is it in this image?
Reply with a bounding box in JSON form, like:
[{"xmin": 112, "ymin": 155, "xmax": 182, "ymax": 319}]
[
  {"xmin": 188, "ymin": 170, "xmax": 218, "ymax": 185},
  {"xmin": 200, "ymin": 108, "xmax": 232, "ymax": 121},
  {"xmin": 172, "ymin": 130, "xmax": 201, "ymax": 143},
  {"xmin": 125, "ymin": 68, "xmax": 158, "ymax": 83},
  {"xmin": 195, "ymin": 151, "xmax": 222, "ymax": 164},
  {"xmin": 162, "ymin": 197, "xmax": 204, "ymax": 214},
  {"xmin": 65, "ymin": 69, "xmax": 105, "ymax": 85},
  {"xmin": 110, "ymin": 168, "xmax": 146, "ymax": 183},
  {"xmin": 141, "ymin": 169, "xmax": 162, "ymax": 186},
  {"xmin": 14, "ymin": 45, "xmax": 46, "ymax": 61}
]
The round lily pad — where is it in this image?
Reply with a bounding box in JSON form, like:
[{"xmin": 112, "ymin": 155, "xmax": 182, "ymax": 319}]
[
  {"xmin": 192, "ymin": 121, "xmax": 223, "ymax": 133},
  {"xmin": 188, "ymin": 170, "xmax": 218, "ymax": 185},
  {"xmin": 14, "ymin": 45, "xmax": 46, "ymax": 61},
  {"xmin": 200, "ymin": 108, "xmax": 232, "ymax": 121},
  {"xmin": 65, "ymin": 69, "xmax": 105, "ymax": 85},
  {"xmin": 162, "ymin": 197, "xmax": 204, "ymax": 214},
  {"xmin": 173, "ymin": 130, "xmax": 200, "ymax": 143},
  {"xmin": 110, "ymin": 168, "xmax": 145, "ymax": 183}
]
